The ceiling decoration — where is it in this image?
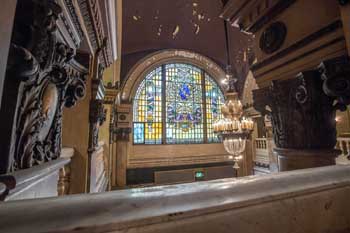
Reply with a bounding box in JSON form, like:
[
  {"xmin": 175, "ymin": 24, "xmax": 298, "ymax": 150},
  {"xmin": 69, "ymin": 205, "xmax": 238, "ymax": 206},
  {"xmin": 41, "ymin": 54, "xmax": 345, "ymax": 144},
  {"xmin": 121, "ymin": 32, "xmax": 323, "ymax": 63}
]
[{"xmin": 121, "ymin": 0, "xmax": 254, "ymax": 92}]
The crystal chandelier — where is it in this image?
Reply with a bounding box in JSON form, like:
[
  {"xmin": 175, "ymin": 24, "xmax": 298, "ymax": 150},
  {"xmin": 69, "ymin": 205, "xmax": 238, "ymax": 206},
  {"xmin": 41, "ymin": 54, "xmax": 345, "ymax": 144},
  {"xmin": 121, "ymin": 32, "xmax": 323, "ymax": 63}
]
[
  {"xmin": 213, "ymin": 69, "xmax": 254, "ymax": 169},
  {"xmin": 214, "ymin": 18, "xmax": 255, "ymax": 171}
]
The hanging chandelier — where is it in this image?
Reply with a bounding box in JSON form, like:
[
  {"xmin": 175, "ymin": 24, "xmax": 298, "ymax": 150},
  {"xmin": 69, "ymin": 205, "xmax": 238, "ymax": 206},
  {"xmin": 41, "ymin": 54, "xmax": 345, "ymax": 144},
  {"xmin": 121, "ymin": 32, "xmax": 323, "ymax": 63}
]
[
  {"xmin": 213, "ymin": 86, "xmax": 254, "ymax": 169},
  {"xmin": 214, "ymin": 20, "xmax": 254, "ymax": 170}
]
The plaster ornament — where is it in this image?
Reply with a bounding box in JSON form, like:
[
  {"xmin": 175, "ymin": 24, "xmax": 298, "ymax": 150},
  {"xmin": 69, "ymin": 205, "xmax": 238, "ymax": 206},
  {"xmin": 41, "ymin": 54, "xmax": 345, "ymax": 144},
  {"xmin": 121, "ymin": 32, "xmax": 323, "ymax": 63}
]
[{"xmin": 172, "ymin": 25, "xmax": 180, "ymax": 39}]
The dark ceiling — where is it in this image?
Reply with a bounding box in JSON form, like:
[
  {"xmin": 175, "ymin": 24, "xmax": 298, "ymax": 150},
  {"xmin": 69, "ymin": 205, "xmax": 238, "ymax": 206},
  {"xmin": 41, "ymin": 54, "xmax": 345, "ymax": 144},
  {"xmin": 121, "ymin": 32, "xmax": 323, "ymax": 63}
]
[{"xmin": 121, "ymin": 0, "xmax": 253, "ymax": 91}]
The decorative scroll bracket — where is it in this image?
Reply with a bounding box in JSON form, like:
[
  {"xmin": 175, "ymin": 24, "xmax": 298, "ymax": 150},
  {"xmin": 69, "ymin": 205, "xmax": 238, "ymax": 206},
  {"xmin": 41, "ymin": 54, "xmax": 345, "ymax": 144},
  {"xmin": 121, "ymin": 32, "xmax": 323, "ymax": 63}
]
[{"xmin": 0, "ymin": 0, "xmax": 87, "ymax": 173}]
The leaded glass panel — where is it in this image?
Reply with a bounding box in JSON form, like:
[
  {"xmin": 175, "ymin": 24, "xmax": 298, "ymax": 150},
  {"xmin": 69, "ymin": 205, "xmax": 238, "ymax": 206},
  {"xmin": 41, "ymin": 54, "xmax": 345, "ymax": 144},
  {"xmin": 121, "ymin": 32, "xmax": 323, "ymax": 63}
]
[
  {"xmin": 133, "ymin": 67, "xmax": 162, "ymax": 144},
  {"xmin": 132, "ymin": 63, "xmax": 224, "ymax": 145},
  {"xmin": 205, "ymin": 73, "xmax": 225, "ymax": 142},
  {"xmin": 165, "ymin": 64, "xmax": 204, "ymax": 144}
]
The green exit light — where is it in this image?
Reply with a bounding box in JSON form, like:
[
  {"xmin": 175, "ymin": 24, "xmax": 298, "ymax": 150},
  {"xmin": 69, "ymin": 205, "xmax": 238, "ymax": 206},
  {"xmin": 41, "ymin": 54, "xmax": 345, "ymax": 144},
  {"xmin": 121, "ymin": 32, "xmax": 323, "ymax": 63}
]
[{"xmin": 195, "ymin": 171, "xmax": 205, "ymax": 180}]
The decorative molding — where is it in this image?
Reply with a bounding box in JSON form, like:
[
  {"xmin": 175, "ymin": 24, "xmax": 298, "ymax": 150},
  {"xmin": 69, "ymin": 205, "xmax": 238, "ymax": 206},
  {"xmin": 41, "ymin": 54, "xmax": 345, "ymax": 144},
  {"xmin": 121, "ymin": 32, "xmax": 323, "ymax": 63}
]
[
  {"xmin": 253, "ymin": 37, "xmax": 345, "ymax": 80},
  {"xmin": 259, "ymin": 21, "xmax": 287, "ymax": 54},
  {"xmin": 121, "ymin": 49, "xmax": 226, "ymax": 102},
  {"xmin": 76, "ymin": 0, "xmax": 112, "ymax": 67},
  {"xmin": 1, "ymin": 0, "xmax": 87, "ymax": 173},
  {"xmin": 221, "ymin": 0, "xmax": 295, "ymax": 33},
  {"xmin": 104, "ymin": 87, "xmax": 119, "ymax": 105},
  {"xmin": 248, "ymin": 0, "xmax": 295, "ymax": 33},
  {"xmin": 251, "ymin": 20, "xmax": 343, "ymax": 73},
  {"xmin": 62, "ymin": 0, "xmax": 84, "ymax": 39}
]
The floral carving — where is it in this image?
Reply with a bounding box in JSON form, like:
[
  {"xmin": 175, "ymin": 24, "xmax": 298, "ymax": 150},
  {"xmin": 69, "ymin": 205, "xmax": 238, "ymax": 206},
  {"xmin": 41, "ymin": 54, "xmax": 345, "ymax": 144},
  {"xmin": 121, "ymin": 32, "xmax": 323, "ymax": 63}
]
[{"xmin": 3, "ymin": 0, "xmax": 87, "ymax": 172}]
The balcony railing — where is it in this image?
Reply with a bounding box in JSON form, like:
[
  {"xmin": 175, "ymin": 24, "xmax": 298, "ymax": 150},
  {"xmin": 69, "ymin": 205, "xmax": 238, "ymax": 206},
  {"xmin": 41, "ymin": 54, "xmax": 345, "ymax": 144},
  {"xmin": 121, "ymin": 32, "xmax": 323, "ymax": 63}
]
[
  {"xmin": 1, "ymin": 165, "xmax": 350, "ymax": 233},
  {"xmin": 336, "ymin": 137, "xmax": 350, "ymax": 165},
  {"xmin": 253, "ymin": 138, "xmax": 270, "ymax": 174}
]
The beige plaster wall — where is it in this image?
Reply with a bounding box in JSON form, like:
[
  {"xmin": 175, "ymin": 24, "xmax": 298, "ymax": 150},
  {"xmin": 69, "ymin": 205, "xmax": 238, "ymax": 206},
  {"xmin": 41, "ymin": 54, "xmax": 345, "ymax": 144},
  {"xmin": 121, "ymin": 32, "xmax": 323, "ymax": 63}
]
[
  {"xmin": 130, "ymin": 144, "xmax": 227, "ymax": 159},
  {"xmin": 62, "ymin": 76, "xmax": 92, "ymax": 194},
  {"xmin": 99, "ymin": 104, "xmax": 112, "ymax": 144}
]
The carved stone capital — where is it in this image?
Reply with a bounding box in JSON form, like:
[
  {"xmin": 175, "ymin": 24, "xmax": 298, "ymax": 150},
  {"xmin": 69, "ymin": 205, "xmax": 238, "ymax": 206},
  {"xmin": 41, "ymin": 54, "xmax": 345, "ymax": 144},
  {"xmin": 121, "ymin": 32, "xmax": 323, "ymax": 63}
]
[
  {"xmin": 114, "ymin": 128, "xmax": 132, "ymax": 142},
  {"xmin": 89, "ymin": 100, "xmax": 106, "ymax": 125},
  {"xmin": 253, "ymin": 70, "xmax": 336, "ymax": 149},
  {"xmin": 89, "ymin": 100, "xmax": 107, "ymax": 149}
]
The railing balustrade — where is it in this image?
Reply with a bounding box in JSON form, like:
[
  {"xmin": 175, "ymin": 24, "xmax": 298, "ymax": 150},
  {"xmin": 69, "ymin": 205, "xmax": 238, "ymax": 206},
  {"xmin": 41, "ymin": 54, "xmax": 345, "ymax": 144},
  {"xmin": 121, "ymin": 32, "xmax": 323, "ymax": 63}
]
[{"xmin": 336, "ymin": 137, "xmax": 350, "ymax": 165}]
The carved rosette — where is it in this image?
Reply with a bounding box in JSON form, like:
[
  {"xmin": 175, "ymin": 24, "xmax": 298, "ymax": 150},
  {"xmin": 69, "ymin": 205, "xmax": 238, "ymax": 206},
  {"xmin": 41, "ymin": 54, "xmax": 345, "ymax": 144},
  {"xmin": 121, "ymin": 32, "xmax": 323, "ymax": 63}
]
[
  {"xmin": 259, "ymin": 21, "xmax": 287, "ymax": 54},
  {"xmin": 6, "ymin": 0, "xmax": 87, "ymax": 171}
]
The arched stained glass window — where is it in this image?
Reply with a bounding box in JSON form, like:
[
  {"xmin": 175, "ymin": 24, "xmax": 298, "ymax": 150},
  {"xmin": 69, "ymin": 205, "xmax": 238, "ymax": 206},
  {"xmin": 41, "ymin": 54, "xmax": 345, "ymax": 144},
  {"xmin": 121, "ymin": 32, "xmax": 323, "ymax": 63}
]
[{"xmin": 133, "ymin": 63, "xmax": 225, "ymax": 144}]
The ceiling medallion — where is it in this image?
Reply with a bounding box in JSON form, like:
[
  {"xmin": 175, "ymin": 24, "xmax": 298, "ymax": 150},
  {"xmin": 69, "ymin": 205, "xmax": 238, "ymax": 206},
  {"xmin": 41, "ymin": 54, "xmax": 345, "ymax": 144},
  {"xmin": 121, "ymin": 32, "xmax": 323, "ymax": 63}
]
[{"xmin": 259, "ymin": 21, "xmax": 287, "ymax": 54}]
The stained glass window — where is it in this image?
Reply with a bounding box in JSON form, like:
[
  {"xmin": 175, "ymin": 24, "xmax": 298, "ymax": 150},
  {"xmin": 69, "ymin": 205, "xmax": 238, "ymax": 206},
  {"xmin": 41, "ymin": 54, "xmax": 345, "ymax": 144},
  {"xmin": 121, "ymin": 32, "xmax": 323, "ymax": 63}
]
[{"xmin": 133, "ymin": 63, "xmax": 224, "ymax": 144}]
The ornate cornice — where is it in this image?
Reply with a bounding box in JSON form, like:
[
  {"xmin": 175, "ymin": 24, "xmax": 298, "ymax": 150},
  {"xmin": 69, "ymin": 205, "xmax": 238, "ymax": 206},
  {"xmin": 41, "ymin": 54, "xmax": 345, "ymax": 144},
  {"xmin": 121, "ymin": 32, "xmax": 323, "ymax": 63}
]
[
  {"xmin": 221, "ymin": 0, "xmax": 295, "ymax": 33},
  {"xmin": 77, "ymin": 0, "xmax": 112, "ymax": 67},
  {"xmin": 104, "ymin": 88, "xmax": 118, "ymax": 105},
  {"xmin": 63, "ymin": 0, "xmax": 84, "ymax": 38}
]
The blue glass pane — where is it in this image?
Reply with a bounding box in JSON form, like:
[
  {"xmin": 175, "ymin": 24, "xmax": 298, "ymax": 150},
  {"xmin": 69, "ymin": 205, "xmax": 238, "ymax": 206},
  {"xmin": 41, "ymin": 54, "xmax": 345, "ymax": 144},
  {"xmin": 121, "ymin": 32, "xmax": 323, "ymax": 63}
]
[
  {"xmin": 205, "ymin": 73, "xmax": 225, "ymax": 143},
  {"xmin": 133, "ymin": 123, "xmax": 144, "ymax": 144}
]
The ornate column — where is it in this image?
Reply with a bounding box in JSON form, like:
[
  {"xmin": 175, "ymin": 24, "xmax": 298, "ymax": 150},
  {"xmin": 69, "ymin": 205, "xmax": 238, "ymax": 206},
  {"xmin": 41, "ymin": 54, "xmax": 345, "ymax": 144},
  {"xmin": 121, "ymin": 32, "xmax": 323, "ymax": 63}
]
[
  {"xmin": 253, "ymin": 61, "xmax": 350, "ymax": 170},
  {"xmin": 87, "ymin": 77, "xmax": 107, "ymax": 192},
  {"xmin": 221, "ymin": 0, "xmax": 350, "ymax": 171},
  {"xmin": 104, "ymin": 84, "xmax": 118, "ymax": 190},
  {"xmin": 114, "ymin": 104, "xmax": 132, "ymax": 188}
]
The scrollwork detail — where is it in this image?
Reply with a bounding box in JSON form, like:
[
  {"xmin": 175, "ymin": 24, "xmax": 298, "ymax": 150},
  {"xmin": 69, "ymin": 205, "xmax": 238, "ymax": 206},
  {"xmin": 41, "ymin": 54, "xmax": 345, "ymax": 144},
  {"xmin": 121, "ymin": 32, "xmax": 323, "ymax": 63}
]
[{"xmin": 7, "ymin": 0, "xmax": 87, "ymax": 171}]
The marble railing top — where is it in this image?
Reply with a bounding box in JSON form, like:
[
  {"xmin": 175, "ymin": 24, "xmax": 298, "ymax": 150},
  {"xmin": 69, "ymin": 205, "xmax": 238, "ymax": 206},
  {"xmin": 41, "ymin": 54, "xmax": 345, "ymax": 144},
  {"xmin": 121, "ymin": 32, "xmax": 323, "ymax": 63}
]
[
  {"xmin": 60, "ymin": 147, "xmax": 75, "ymax": 159},
  {"xmin": 1, "ymin": 165, "xmax": 350, "ymax": 233},
  {"xmin": 0, "ymin": 183, "xmax": 6, "ymax": 200},
  {"xmin": 5, "ymin": 158, "xmax": 70, "ymax": 198}
]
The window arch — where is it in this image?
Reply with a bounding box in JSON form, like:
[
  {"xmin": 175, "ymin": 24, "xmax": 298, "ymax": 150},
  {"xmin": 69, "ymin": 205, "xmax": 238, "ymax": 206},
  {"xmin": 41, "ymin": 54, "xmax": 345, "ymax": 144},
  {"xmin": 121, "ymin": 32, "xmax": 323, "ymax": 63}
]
[{"xmin": 133, "ymin": 63, "xmax": 225, "ymax": 144}]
